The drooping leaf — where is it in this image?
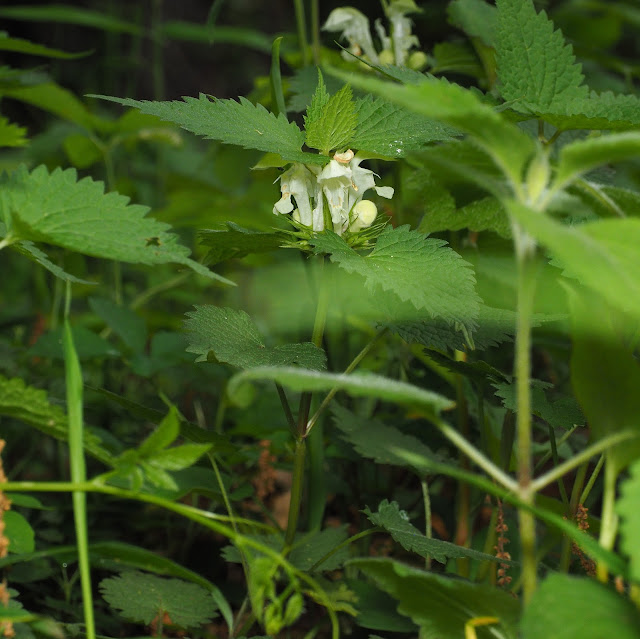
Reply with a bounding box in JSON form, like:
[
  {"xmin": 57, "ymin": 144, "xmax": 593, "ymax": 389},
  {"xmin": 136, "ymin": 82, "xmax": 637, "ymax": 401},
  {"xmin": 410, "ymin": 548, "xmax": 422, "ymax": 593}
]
[
  {"xmin": 351, "ymin": 95, "xmax": 454, "ymax": 158},
  {"xmin": 448, "ymin": 0, "xmax": 497, "ymax": 47},
  {"xmin": 349, "ymin": 557, "xmax": 520, "ymax": 638},
  {"xmin": 99, "ymin": 571, "xmax": 218, "ymax": 627},
  {"xmin": 429, "ymin": 41, "xmax": 485, "ymax": 78},
  {"xmin": 198, "ymin": 223, "xmax": 283, "ymax": 266},
  {"xmin": 521, "ymin": 574, "xmax": 640, "ymax": 639},
  {"xmin": 0, "ymin": 165, "xmax": 231, "ymax": 284},
  {"xmin": 184, "ymin": 305, "xmax": 326, "ymax": 371},
  {"xmin": 618, "ymin": 459, "xmax": 640, "ymax": 582},
  {"xmin": 568, "ymin": 289, "xmax": 640, "ymax": 475},
  {"xmin": 505, "ymin": 201, "xmax": 640, "ymax": 320},
  {"xmin": 90, "ymin": 94, "xmax": 327, "ymax": 165},
  {"xmin": 347, "ymin": 579, "xmax": 417, "ymax": 632},
  {"xmin": 311, "ymin": 225, "xmax": 481, "ymax": 334},
  {"xmin": 554, "ymin": 132, "xmax": 640, "ymax": 190},
  {"xmin": 88, "ymin": 297, "xmax": 147, "ymax": 353},
  {"xmin": 160, "ymin": 21, "xmax": 273, "ymax": 53},
  {"xmin": 305, "ymin": 83, "xmax": 357, "ymax": 154},
  {"xmin": 0, "ymin": 33, "xmax": 88, "ymax": 59},
  {"xmin": 364, "ymin": 500, "xmax": 510, "ymax": 565},
  {"xmin": 0, "ymin": 374, "xmax": 114, "ymax": 465}
]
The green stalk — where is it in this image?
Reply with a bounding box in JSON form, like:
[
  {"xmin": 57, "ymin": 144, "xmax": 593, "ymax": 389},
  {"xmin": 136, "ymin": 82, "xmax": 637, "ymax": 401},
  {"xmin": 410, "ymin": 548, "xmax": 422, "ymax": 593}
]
[
  {"xmin": 284, "ymin": 257, "xmax": 329, "ymax": 548},
  {"xmin": 454, "ymin": 352, "xmax": 470, "ymax": 577},
  {"xmin": 311, "ymin": 0, "xmax": 320, "ymax": 65},
  {"xmin": 513, "ymin": 227, "xmax": 538, "ymax": 604},
  {"xmin": 293, "ymin": 0, "xmax": 310, "ymax": 65},
  {"xmin": 421, "ymin": 479, "xmax": 432, "ymax": 570},
  {"xmin": 62, "ymin": 284, "xmax": 95, "ymax": 639},
  {"xmin": 596, "ymin": 457, "xmax": 619, "ymax": 582}
]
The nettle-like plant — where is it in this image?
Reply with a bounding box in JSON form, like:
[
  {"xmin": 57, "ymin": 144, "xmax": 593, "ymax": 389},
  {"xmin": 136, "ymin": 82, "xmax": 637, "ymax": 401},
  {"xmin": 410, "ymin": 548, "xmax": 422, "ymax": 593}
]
[{"xmin": 2, "ymin": 0, "xmax": 640, "ymax": 637}]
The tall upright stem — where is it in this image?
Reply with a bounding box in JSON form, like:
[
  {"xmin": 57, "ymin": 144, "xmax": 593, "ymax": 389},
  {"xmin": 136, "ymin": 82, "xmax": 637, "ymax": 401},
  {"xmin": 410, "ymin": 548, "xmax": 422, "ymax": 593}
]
[
  {"xmin": 513, "ymin": 225, "xmax": 538, "ymax": 604},
  {"xmin": 293, "ymin": 0, "xmax": 310, "ymax": 66},
  {"xmin": 284, "ymin": 257, "xmax": 328, "ymax": 548}
]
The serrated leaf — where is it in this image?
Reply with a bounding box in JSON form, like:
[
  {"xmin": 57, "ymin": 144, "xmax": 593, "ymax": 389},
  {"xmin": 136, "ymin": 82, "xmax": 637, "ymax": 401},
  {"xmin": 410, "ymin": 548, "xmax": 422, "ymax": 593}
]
[
  {"xmin": 419, "ymin": 195, "xmax": 511, "ymax": 238},
  {"xmin": 0, "ymin": 116, "xmax": 27, "ymax": 147},
  {"xmin": 496, "ymin": 0, "xmax": 585, "ymax": 114},
  {"xmin": 521, "ymin": 575, "xmax": 640, "ymax": 639},
  {"xmin": 328, "ymin": 68, "xmax": 535, "ymax": 185},
  {"xmin": 365, "ymin": 500, "xmax": 510, "ymax": 565},
  {"xmin": 288, "ymin": 65, "xmax": 347, "ymax": 113},
  {"xmin": 0, "ymin": 374, "xmax": 114, "ymax": 465},
  {"xmin": 448, "ymin": 0, "xmax": 497, "ymax": 47},
  {"xmin": 333, "ymin": 405, "xmax": 448, "ymax": 472},
  {"xmin": 351, "ymin": 96, "xmax": 454, "ymax": 158},
  {"xmin": 0, "ymin": 165, "xmax": 231, "ymax": 284},
  {"xmin": 184, "ymin": 305, "xmax": 326, "ymax": 371},
  {"xmin": 305, "ymin": 83, "xmax": 357, "ymax": 154},
  {"xmin": 311, "ymin": 225, "xmax": 481, "ymax": 333},
  {"xmin": 495, "ymin": 0, "xmax": 640, "ymax": 130},
  {"xmin": 100, "ymin": 571, "xmax": 218, "ymax": 627},
  {"xmin": 304, "ymin": 70, "xmax": 330, "ymax": 127},
  {"xmin": 349, "ymin": 557, "xmax": 520, "ymax": 638},
  {"xmin": 228, "ymin": 368, "xmax": 454, "ymax": 419},
  {"xmin": 555, "ymin": 132, "xmax": 640, "ymax": 189},
  {"xmin": 618, "ymin": 459, "xmax": 640, "ymax": 582},
  {"xmin": 91, "ymin": 93, "xmax": 327, "ymax": 165},
  {"xmin": 506, "ymin": 201, "xmax": 640, "ymax": 320},
  {"xmin": 199, "ymin": 223, "xmax": 283, "ymax": 266}
]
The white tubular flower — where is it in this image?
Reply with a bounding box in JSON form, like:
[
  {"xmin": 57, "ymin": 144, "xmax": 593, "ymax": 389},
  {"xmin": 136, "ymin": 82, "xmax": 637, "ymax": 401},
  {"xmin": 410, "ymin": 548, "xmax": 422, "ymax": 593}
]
[
  {"xmin": 273, "ymin": 151, "xmax": 394, "ymax": 236},
  {"xmin": 323, "ymin": 7, "xmax": 379, "ymax": 64},
  {"xmin": 385, "ymin": 0, "xmax": 421, "ymax": 65},
  {"xmin": 273, "ymin": 163, "xmax": 316, "ymax": 226}
]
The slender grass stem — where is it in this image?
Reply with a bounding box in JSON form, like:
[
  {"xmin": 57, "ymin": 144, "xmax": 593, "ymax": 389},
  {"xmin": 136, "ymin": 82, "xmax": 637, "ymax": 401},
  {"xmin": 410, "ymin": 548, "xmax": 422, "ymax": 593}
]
[
  {"xmin": 293, "ymin": 0, "xmax": 310, "ymax": 65},
  {"xmin": 596, "ymin": 457, "xmax": 619, "ymax": 582},
  {"xmin": 421, "ymin": 479, "xmax": 432, "ymax": 570},
  {"xmin": 63, "ymin": 285, "xmax": 95, "ymax": 639}
]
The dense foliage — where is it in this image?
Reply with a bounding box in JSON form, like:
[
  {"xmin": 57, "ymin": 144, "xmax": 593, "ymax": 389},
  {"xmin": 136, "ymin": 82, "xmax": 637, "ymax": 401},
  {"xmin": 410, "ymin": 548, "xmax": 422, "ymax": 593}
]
[{"xmin": 1, "ymin": 0, "xmax": 640, "ymax": 637}]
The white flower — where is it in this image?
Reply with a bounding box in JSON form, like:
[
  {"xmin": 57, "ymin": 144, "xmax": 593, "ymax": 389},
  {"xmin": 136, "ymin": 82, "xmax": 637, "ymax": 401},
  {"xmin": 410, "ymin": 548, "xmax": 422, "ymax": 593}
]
[
  {"xmin": 273, "ymin": 151, "xmax": 394, "ymax": 235},
  {"xmin": 323, "ymin": 7, "xmax": 379, "ymax": 64}
]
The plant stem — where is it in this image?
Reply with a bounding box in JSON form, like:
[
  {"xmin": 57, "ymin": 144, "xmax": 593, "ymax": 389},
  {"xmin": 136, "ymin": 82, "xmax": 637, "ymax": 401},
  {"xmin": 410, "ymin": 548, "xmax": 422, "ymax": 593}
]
[
  {"xmin": 513, "ymin": 225, "xmax": 538, "ymax": 604},
  {"xmin": 454, "ymin": 351, "xmax": 470, "ymax": 577},
  {"xmin": 421, "ymin": 479, "xmax": 432, "ymax": 570},
  {"xmin": 284, "ymin": 438, "xmax": 307, "ymax": 548},
  {"xmin": 62, "ymin": 285, "xmax": 95, "ymax": 639},
  {"xmin": 306, "ymin": 327, "xmax": 388, "ymax": 435},
  {"xmin": 596, "ymin": 457, "xmax": 619, "ymax": 582},
  {"xmin": 293, "ymin": 0, "xmax": 310, "ymax": 65},
  {"xmin": 311, "ymin": 0, "xmax": 320, "ymax": 65}
]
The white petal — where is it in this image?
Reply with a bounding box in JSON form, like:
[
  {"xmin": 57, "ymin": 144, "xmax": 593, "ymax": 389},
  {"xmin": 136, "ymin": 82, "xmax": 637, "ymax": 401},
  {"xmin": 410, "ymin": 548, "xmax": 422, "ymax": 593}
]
[{"xmin": 374, "ymin": 185, "xmax": 394, "ymax": 199}]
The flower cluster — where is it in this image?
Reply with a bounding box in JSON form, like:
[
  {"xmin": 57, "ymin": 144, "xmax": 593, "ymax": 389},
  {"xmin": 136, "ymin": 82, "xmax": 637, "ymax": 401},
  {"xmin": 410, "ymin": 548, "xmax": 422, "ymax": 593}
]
[
  {"xmin": 323, "ymin": 0, "xmax": 427, "ymax": 70},
  {"xmin": 273, "ymin": 150, "xmax": 393, "ymax": 235}
]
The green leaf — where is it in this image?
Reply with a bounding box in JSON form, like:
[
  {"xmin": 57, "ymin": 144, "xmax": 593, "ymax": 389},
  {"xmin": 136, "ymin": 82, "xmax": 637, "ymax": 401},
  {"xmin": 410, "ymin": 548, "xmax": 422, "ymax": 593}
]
[
  {"xmin": 288, "ymin": 65, "xmax": 347, "ymax": 113},
  {"xmin": 88, "ymin": 297, "xmax": 147, "ymax": 353},
  {"xmin": 495, "ymin": 0, "xmax": 640, "ymax": 129},
  {"xmin": 0, "ymin": 116, "xmax": 27, "ymax": 147},
  {"xmin": 99, "ymin": 571, "xmax": 218, "ymax": 627},
  {"xmin": 347, "ymin": 579, "xmax": 417, "ymax": 632},
  {"xmin": 419, "ymin": 195, "xmax": 511, "ymax": 238},
  {"xmin": 430, "ymin": 41, "xmax": 485, "ymax": 78},
  {"xmin": 147, "ymin": 443, "xmax": 212, "ymax": 471},
  {"xmin": 496, "ymin": 0, "xmax": 585, "ymax": 115},
  {"xmin": 304, "ymin": 70, "xmax": 330, "ymax": 127},
  {"xmin": 568, "ymin": 289, "xmax": 640, "ymax": 474},
  {"xmin": 0, "ymin": 374, "xmax": 114, "ymax": 465},
  {"xmin": 199, "ymin": 223, "xmax": 283, "ymax": 266},
  {"xmin": 328, "ymin": 68, "xmax": 535, "ymax": 185},
  {"xmin": 4, "ymin": 511, "xmax": 35, "ymax": 554},
  {"xmin": 90, "ymin": 94, "xmax": 327, "ymax": 166},
  {"xmin": 30, "ymin": 326, "xmax": 119, "ymax": 360},
  {"xmin": 311, "ymin": 226, "xmax": 481, "ymax": 334},
  {"xmin": 351, "ymin": 95, "xmax": 454, "ymax": 158},
  {"xmin": 333, "ymin": 405, "xmax": 448, "ymax": 472},
  {"xmin": 0, "ymin": 165, "xmax": 231, "ymax": 284},
  {"xmin": 138, "ymin": 407, "xmax": 181, "ymax": 456},
  {"xmin": 349, "ymin": 557, "xmax": 520, "ymax": 638},
  {"xmin": 228, "ymin": 368, "xmax": 454, "ymax": 419},
  {"xmin": 0, "ymin": 5, "xmax": 142, "ymax": 34},
  {"xmin": 448, "ymin": 0, "xmax": 497, "ymax": 47},
  {"xmin": 184, "ymin": 305, "xmax": 326, "ymax": 371},
  {"xmin": 0, "ymin": 33, "xmax": 88, "ymax": 59},
  {"xmin": 305, "ymin": 83, "xmax": 357, "ymax": 154},
  {"xmin": 160, "ymin": 21, "xmax": 273, "ymax": 53},
  {"xmin": 521, "ymin": 574, "xmax": 640, "ymax": 639},
  {"xmin": 365, "ymin": 500, "xmax": 511, "ymax": 565},
  {"xmin": 618, "ymin": 459, "xmax": 640, "ymax": 582},
  {"xmin": 505, "ymin": 201, "xmax": 640, "ymax": 320},
  {"xmin": 554, "ymin": 132, "xmax": 640, "ymax": 189}
]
